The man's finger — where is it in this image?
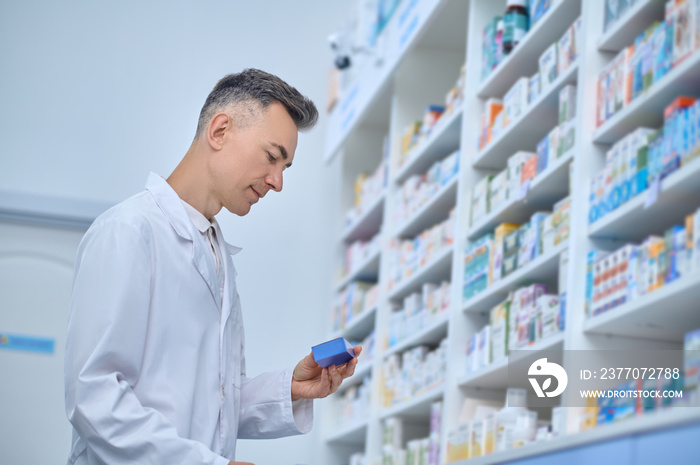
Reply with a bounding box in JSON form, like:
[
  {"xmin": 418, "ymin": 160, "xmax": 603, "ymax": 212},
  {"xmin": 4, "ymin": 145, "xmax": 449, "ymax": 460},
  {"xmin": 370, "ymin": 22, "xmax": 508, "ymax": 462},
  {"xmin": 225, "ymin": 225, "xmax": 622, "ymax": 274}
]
[
  {"xmin": 329, "ymin": 366, "xmax": 343, "ymax": 394},
  {"xmin": 339, "ymin": 357, "xmax": 358, "ymax": 379}
]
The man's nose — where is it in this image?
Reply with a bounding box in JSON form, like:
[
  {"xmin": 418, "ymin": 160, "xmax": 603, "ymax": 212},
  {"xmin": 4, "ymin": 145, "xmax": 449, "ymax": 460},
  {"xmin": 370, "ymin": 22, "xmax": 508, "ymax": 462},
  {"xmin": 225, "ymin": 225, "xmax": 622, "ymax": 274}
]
[{"xmin": 266, "ymin": 170, "xmax": 283, "ymax": 193}]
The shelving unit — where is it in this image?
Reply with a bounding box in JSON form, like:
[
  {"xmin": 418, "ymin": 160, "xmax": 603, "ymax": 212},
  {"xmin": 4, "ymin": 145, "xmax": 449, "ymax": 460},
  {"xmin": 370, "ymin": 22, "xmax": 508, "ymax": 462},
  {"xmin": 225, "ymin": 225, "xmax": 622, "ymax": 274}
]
[
  {"xmin": 468, "ymin": 150, "xmax": 573, "ymax": 240},
  {"xmin": 394, "ymin": 106, "xmax": 463, "ymax": 184},
  {"xmin": 395, "ymin": 176, "xmax": 458, "ymax": 239},
  {"xmin": 384, "ymin": 315, "xmax": 449, "ymax": 359},
  {"xmin": 336, "ymin": 249, "xmax": 381, "ymax": 293},
  {"xmin": 332, "ymin": 306, "xmax": 378, "ymax": 343},
  {"xmin": 342, "ymin": 192, "xmax": 386, "ymax": 243},
  {"xmin": 476, "ymin": 0, "xmax": 581, "ymax": 99},
  {"xmin": 380, "ymin": 385, "xmax": 446, "ymax": 420},
  {"xmin": 597, "ymin": 0, "xmax": 666, "ymax": 53},
  {"xmin": 387, "ymin": 245, "xmax": 454, "ymax": 301},
  {"xmin": 462, "ymin": 242, "xmax": 566, "ymax": 315},
  {"xmin": 584, "ymin": 272, "xmax": 700, "ymax": 342},
  {"xmin": 323, "ymin": 1, "xmax": 700, "ymax": 464},
  {"xmin": 589, "ymin": 157, "xmax": 700, "ymax": 241},
  {"xmin": 327, "ymin": 421, "xmax": 369, "ymax": 445},
  {"xmin": 593, "ymin": 51, "xmax": 700, "ymax": 144},
  {"xmin": 458, "ymin": 333, "xmax": 565, "ymax": 391},
  {"xmin": 474, "ymin": 63, "xmax": 579, "ymax": 169}
]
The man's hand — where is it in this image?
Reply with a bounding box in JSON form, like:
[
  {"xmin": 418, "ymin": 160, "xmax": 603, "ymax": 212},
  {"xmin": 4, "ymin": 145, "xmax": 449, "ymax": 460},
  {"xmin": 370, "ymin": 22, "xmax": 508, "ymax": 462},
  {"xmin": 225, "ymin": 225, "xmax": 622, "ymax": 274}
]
[{"xmin": 291, "ymin": 345, "xmax": 362, "ymax": 401}]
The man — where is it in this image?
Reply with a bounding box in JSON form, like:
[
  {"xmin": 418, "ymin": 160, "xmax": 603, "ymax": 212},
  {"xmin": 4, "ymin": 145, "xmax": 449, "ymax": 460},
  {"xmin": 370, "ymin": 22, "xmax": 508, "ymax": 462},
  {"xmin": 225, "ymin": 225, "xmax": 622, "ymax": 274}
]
[{"xmin": 64, "ymin": 69, "xmax": 360, "ymax": 465}]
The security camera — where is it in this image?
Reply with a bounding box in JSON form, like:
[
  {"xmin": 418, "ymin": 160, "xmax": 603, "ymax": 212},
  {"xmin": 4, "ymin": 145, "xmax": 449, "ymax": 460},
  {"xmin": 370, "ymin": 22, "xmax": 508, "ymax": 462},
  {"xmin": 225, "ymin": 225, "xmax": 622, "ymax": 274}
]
[{"xmin": 328, "ymin": 32, "xmax": 351, "ymax": 70}]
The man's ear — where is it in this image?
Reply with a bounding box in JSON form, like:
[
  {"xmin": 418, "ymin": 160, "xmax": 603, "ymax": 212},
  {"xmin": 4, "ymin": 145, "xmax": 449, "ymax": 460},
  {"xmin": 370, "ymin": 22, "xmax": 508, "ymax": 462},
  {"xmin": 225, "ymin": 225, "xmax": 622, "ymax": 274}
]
[{"xmin": 207, "ymin": 113, "xmax": 231, "ymax": 150}]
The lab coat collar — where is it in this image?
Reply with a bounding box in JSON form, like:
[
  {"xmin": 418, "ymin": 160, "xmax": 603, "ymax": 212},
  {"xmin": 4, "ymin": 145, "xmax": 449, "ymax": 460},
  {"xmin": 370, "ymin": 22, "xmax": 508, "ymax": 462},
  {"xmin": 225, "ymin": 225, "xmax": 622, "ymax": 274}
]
[
  {"xmin": 146, "ymin": 172, "xmax": 225, "ymax": 309},
  {"xmin": 145, "ymin": 172, "xmax": 243, "ymax": 256},
  {"xmin": 145, "ymin": 172, "xmax": 243, "ymax": 312},
  {"xmin": 145, "ymin": 172, "xmax": 195, "ymax": 242}
]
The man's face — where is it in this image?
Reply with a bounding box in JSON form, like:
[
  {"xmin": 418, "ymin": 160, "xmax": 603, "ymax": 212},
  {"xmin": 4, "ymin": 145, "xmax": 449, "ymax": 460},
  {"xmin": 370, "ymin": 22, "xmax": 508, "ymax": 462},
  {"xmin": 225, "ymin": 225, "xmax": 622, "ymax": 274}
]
[{"xmin": 211, "ymin": 101, "xmax": 298, "ymax": 216}]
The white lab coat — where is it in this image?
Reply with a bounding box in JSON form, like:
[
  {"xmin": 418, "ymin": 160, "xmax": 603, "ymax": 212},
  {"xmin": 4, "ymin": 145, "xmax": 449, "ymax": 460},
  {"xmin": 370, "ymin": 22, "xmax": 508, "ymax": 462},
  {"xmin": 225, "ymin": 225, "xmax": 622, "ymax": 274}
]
[{"xmin": 64, "ymin": 173, "xmax": 312, "ymax": 464}]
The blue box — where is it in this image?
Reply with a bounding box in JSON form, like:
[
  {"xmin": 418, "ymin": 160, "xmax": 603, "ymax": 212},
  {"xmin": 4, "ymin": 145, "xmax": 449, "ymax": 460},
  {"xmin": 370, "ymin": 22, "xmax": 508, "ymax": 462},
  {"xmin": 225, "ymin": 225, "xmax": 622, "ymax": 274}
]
[{"xmin": 312, "ymin": 337, "xmax": 355, "ymax": 368}]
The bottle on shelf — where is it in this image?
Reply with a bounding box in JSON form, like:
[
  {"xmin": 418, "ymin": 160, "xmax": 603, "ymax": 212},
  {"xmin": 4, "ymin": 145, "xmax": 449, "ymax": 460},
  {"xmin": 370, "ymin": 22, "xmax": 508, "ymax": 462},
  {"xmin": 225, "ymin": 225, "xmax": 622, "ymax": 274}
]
[{"xmin": 503, "ymin": 0, "xmax": 530, "ymax": 55}]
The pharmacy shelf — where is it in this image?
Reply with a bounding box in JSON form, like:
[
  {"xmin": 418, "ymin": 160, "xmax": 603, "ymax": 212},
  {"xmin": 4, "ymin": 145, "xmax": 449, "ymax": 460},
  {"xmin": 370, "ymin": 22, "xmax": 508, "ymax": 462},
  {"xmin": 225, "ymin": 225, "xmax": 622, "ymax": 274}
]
[
  {"xmin": 324, "ymin": 0, "xmax": 462, "ymax": 162},
  {"xmin": 326, "ymin": 419, "xmax": 368, "ymax": 445},
  {"xmin": 593, "ymin": 50, "xmax": 700, "ymax": 145},
  {"xmin": 462, "ymin": 242, "xmax": 567, "ymax": 315},
  {"xmin": 395, "ymin": 176, "xmax": 458, "ymax": 239},
  {"xmin": 332, "ymin": 306, "xmax": 378, "ymax": 343},
  {"xmin": 584, "ymin": 272, "xmax": 700, "ymax": 343},
  {"xmin": 597, "ymin": 0, "xmax": 666, "ymax": 53},
  {"xmin": 589, "ymin": 157, "xmax": 700, "ymax": 241},
  {"xmin": 468, "ymin": 150, "xmax": 573, "ymax": 240},
  {"xmin": 336, "ymin": 249, "xmax": 381, "ymax": 293},
  {"xmin": 383, "ymin": 314, "xmax": 449, "ymax": 360},
  {"xmin": 342, "ymin": 191, "xmax": 386, "ymax": 243},
  {"xmin": 474, "ymin": 63, "xmax": 579, "ymax": 170},
  {"xmin": 457, "ymin": 333, "xmax": 565, "ymax": 390},
  {"xmin": 477, "ymin": 0, "xmax": 581, "ymax": 99},
  {"xmin": 393, "ymin": 105, "xmax": 463, "ymax": 184},
  {"xmin": 337, "ymin": 362, "xmax": 373, "ymax": 395},
  {"xmin": 387, "ymin": 245, "xmax": 454, "ymax": 302},
  {"xmin": 455, "ymin": 407, "xmax": 700, "ymax": 465},
  {"xmin": 379, "ymin": 385, "xmax": 445, "ymax": 420}
]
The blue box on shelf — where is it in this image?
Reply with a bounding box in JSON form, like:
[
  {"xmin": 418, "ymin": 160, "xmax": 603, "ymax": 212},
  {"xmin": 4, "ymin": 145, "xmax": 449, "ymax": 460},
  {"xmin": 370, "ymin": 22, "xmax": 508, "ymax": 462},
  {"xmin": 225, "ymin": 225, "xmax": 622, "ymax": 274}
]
[{"xmin": 312, "ymin": 337, "xmax": 355, "ymax": 368}]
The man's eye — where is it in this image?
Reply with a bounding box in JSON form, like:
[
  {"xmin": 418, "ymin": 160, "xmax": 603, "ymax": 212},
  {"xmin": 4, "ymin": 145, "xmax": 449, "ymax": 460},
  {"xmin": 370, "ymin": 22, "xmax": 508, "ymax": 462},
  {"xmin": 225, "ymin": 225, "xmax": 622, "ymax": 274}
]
[{"xmin": 267, "ymin": 153, "xmax": 276, "ymax": 162}]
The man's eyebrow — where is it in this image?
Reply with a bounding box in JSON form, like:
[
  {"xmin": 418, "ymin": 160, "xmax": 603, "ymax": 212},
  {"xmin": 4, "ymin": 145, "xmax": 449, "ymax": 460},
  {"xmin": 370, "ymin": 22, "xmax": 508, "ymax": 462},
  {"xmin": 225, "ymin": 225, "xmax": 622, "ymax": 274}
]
[
  {"xmin": 271, "ymin": 142, "xmax": 292, "ymax": 168},
  {"xmin": 271, "ymin": 143, "xmax": 288, "ymax": 160}
]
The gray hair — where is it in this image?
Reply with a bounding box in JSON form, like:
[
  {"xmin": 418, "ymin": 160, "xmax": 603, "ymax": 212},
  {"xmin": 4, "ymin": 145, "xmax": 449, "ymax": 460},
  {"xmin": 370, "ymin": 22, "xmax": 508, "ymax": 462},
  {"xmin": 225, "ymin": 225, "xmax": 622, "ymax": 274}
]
[{"xmin": 196, "ymin": 69, "xmax": 318, "ymax": 137}]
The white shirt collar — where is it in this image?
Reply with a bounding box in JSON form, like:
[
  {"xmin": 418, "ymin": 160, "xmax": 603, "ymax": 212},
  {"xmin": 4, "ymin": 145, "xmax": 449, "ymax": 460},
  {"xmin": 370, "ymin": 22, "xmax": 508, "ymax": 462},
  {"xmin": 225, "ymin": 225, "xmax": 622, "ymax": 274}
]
[
  {"xmin": 180, "ymin": 199, "xmax": 212, "ymax": 234},
  {"xmin": 179, "ymin": 198, "xmax": 243, "ymax": 256}
]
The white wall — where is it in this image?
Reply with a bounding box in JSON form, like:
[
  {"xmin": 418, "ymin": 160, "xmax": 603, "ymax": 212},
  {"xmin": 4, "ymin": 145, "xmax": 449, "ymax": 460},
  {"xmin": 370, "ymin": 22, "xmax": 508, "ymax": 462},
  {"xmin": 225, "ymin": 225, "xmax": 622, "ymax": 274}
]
[{"xmin": 0, "ymin": 1, "xmax": 346, "ymax": 464}]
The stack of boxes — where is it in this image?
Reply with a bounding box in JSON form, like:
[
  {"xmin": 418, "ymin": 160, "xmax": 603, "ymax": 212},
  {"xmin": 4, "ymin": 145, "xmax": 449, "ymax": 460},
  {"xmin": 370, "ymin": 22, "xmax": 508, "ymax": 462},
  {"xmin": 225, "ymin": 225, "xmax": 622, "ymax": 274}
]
[
  {"xmin": 446, "ymin": 391, "xmax": 551, "ymax": 462},
  {"xmin": 478, "ymin": 17, "xmax": 581, "ymax": 151},
  {"xmin": 463, "ymin": 234, "xmax": 493, "ymax": 300},
  {"xmin": 464, "ymin": 200, "xmax": 569, "ymax": 303},
  {"xmin": 387, "ymin": 210, "xmax": 456, "ymax": 290},
  {"xmin": 466, "ymin": 283, "xmax": 564, "ymax": 375},
  {"xmin": 343, "ymin": 233, "xmax": 381, "ymax": 281},
  {"xmin": 333, "ymin": 281, "xmax": 379, "ymax": 333},
  {"xmin": 334, "ymin": 374, "xmax": 373, "ymax": 431},
  {"xmin": 472, "ymin": 85, "xmax": 577, "ymax": 231},
  {"xmin": 346, "ymin": 158, "xmax": 388, "ymax": 228},
  {"xmin": 388, "ymin": 281, "xmax": 451, "ymax": 348},
  {"xmin": 587, "ymin": 209, "xmax": 700, "ymax": 318},
  {"xmin": 582, "ymin": 324, "xmax": 700, "ymax": 433},
  {"xmin": 382, "ymin": 340, "xmax": 448, "ymax": 407},
  {"xmin": 590, "ymin": 97, "xmax": 700, "ymax": 225},
  {"xmin": 397, "ymin": 65, "xmax": 466, "ymax": 171},
  {"xmin": 597, "ymin": 3, "xmax": 700, "ymax": 128},
  {"xmin": 465, "ymin": 256, "xmax": 569, "ymax": 377},
  {"xmin": 380, "ymin": 403, "xmax": 443, "ymax": 465},
  {"xmin": 394, "ymin": 151, "xmax": 459, "ymax": 225}
]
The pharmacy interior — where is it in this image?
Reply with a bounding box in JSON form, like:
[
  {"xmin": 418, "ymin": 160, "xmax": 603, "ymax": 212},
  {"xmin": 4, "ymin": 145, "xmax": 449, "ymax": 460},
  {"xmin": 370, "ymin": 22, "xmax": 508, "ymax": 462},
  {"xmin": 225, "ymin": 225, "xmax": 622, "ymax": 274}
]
[{"xmin": 321, "ymin": 0, "xmax": 700, "ymax": 464}]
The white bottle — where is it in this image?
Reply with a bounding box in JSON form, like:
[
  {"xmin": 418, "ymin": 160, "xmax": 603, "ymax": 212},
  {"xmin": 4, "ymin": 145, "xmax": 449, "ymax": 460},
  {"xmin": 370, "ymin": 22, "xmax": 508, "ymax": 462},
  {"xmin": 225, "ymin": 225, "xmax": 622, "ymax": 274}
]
[{"xmin": 495, "ymin": 388, "xmax": 528, "ymax": 451}]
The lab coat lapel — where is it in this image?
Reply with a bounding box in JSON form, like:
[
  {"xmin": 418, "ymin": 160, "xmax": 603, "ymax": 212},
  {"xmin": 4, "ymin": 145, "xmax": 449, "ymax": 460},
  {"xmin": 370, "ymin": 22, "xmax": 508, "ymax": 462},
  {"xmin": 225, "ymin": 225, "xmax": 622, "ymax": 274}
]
[
  {"xmin": 212, "ymin": 219, "xmax": 240, "ymax": 325},
  {"xmin": 145, "ymin": 172, "xmax": 222, "ymax": 309},
  {"xmin": 191, "ymin": 236, "xmax": 223, "ymax": 310}
]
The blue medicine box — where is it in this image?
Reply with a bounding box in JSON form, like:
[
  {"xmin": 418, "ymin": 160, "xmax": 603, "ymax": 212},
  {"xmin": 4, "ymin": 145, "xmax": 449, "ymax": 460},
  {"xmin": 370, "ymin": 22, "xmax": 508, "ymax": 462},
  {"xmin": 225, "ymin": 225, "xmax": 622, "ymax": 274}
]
[{"xmin": 312, "ymin": 337, "xmax": 355, "ymax": 368}]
